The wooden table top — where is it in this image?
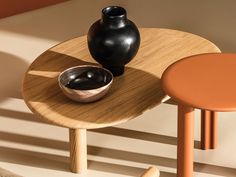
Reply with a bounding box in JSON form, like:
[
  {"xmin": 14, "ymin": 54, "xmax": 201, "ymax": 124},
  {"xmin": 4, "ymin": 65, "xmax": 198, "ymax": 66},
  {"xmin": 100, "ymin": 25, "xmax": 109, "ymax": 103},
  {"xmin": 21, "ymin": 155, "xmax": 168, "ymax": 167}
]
[
  {"xmin": 162, "ymin": 53, "xmax": 236, "ymax": 112},
  {"xmin": 22, "ymin": 28, "xmax": 220, "ymax": 129}
]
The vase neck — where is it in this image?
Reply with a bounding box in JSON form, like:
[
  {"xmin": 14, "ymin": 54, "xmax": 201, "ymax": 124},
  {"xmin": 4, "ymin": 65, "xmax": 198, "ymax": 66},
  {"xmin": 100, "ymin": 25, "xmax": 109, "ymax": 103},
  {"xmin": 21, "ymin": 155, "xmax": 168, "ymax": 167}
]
[{"xmin": 101, "ymin": 6, "xmax": 127, "ymax": 28}]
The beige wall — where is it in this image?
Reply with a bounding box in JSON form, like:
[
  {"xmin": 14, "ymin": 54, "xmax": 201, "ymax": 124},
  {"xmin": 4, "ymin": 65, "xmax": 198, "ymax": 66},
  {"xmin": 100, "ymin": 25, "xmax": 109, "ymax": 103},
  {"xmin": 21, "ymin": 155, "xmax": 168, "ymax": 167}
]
[
  {"xmin": 0, "ymin": 0, "xmax": 235, "ymax": 52},
  {"xmin": 0, "ymin": 1, "xmax": 236, "ymax": 177},
  {"xmin": 125, "ymin": 0, "xmax": 236, "ymax": 52}
]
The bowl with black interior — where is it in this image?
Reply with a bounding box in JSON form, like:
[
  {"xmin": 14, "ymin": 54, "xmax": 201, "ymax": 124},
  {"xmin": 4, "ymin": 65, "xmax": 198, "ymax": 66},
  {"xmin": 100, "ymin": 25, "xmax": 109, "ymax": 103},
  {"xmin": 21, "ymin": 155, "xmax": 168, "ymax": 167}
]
[{"xmin": 58, "ymin": 65, "xmax": 113, "ymax": 103}]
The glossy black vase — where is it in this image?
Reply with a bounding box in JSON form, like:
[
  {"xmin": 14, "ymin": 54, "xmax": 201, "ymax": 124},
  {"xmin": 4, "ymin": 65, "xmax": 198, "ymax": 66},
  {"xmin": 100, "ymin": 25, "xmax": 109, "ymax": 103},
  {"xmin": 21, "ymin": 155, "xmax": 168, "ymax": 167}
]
[{"xmin": 87, "ymin": 6, "xmax": 140, "ymax": 76}]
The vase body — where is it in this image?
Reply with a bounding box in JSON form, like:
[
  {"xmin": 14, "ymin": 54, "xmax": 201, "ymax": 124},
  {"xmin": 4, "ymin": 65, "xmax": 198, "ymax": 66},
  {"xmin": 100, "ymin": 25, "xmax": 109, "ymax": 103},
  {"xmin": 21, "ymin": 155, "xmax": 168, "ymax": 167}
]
[{"xmin": 87, "ymin": 6, "xmax": 140, "ymax": 76}]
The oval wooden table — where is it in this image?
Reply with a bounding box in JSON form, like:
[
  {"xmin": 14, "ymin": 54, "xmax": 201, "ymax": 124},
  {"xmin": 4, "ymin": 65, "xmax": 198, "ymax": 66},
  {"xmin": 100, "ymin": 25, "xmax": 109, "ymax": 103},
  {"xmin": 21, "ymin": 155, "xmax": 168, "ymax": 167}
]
[{"xmin": 22, "ymin": 28, "xmax": 220, "ymax": 173}]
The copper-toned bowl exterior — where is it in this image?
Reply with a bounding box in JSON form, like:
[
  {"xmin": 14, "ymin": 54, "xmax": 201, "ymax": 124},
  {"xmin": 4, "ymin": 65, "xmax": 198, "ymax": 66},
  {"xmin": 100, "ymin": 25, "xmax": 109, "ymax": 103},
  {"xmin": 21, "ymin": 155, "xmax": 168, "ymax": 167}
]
[{"xmin": 58, "ymin": 65, "xmax": 113, "ymax": 103}]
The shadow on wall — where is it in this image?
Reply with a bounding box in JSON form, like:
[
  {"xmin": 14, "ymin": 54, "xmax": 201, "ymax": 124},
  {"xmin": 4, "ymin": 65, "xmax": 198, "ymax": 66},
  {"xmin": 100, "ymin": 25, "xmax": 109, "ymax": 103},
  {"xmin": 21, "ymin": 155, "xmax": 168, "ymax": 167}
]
[
  {"xmin": 0, "ymin": 108, "xmax": 235, "ymax": 176},
  {"xmin": 0, "ymin": 0, "xmax": 236, "ymax": 51},
  {"xmin": 0, "ymin": 125, "xmax": 235, "ymax": 177},
  {"xmin": 0, "ymin": 0, "xmax": 68, "ymax": 19},
  {"xmin": 0, "ymin": 0, "xmax": 127, "ymax": 41},
  {"xmin": 0, "ymin": 145, "xmax": 175, "ymax": 177},
  {"xmin": 0, "ymin": 166, "xmax": 22, "ymax": 177},
  {"xmin": 0, "ymin": 52, "xmax": 29, "ymax": 100}
]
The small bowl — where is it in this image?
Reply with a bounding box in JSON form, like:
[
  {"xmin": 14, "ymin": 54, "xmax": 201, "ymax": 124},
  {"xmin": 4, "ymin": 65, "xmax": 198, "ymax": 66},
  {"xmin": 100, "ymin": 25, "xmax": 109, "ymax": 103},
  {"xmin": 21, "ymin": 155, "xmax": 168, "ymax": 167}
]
[{"xmin": 58, "ymin": 65, "xmax": 113, "ymax": 103}]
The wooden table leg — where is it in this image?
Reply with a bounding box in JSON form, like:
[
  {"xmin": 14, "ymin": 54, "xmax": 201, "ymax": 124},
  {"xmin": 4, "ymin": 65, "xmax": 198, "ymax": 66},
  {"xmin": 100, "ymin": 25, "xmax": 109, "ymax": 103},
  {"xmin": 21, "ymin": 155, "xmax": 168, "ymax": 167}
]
[
  {"xmin": 141, "ymin": 166, "xmax": 160, "ymax": 177},
  {"xmin": 69, "ymin": 128, "xmax": 87, "ymax": 173},
  {"xmin": 201, "ymin": 110, "xmax": 217, "ymax": 150},
  {"xmin": 177, "ymin": 104, "xmax": 194, "ymax": 177}
]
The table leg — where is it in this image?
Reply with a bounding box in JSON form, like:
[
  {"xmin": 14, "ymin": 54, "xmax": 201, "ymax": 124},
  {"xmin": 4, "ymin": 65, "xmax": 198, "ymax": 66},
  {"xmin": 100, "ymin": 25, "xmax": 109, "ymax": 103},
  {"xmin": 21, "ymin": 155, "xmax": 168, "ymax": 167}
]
[
  {"xmin": 69, "ymin": 128, "xmax": 87, "ymax": 173},
  {"xmin": 177, "ymin": 104, "xmax": 194, "ymax": 177},
  {"xmin": 201, "ymin": 110, "xmax": 217, "ymax": 150}
]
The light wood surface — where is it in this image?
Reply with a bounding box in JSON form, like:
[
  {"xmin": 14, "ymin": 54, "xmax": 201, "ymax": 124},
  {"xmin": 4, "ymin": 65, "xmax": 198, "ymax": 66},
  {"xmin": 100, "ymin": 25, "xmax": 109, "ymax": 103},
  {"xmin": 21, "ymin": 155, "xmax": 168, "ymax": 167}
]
[
  {"xmin": 69, "ymin": 129, "xmax": 87, "ymax": 173},
  {"xmin": 22, "ymin": 28, "xmax": 220, "ymax": 129},
  {"xmin": 141, "ymin": 166, "xmax": 160, "ymax": 177}
]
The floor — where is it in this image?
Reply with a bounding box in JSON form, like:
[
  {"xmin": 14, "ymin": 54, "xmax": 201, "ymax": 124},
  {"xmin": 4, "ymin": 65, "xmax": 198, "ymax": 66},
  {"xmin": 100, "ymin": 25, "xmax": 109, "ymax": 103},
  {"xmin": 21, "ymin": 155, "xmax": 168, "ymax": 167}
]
[{"xmin": 0, "ymin": 1, "xmax": 236, "ymax": 177}]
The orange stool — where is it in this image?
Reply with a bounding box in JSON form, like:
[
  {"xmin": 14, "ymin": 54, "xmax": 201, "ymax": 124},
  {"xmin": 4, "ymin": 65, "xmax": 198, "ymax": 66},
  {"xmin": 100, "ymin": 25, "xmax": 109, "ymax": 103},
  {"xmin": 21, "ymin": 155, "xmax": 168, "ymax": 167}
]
[{"xmin": 161, "ymin": 53, "xmax": 236, "ymax": 177}]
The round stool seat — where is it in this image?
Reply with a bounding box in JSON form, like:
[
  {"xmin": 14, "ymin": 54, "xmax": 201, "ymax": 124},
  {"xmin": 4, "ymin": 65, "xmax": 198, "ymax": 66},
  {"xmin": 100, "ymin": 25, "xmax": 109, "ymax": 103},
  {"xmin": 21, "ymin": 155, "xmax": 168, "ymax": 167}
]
[{"xmin": 162, "ymin": 53, "xmax": 236, "ymax": 111}]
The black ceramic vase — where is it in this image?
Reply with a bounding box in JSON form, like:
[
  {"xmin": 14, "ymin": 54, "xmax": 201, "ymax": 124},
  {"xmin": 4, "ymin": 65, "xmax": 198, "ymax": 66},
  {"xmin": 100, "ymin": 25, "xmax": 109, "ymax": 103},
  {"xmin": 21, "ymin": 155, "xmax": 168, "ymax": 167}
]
[{"xmin": 87, "ymin": 6, "xmax": 140, "ymax": 76}]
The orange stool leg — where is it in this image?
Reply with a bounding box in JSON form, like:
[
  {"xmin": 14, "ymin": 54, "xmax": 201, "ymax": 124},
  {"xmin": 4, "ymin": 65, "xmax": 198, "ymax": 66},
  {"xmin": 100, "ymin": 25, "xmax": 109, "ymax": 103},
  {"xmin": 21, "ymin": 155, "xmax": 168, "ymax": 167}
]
[
  {"xmin": 177, "ymin": 104, "xmax": 194, "ymax": 177},
  {"xmin": 201, "ymin": 110, "xmax": 217, "ymax": 150}
]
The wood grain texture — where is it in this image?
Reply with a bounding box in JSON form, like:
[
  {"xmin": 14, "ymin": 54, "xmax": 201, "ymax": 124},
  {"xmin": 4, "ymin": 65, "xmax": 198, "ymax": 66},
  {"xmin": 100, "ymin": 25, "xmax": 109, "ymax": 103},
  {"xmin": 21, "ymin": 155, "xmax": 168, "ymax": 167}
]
[
  {"xmin": 69, "ymin": 129, "xmax": 87, "ymax": 173},
  {"xmin": 141, "ymin": 166, "xmax": 160, "ymax": 177},
  {"xmin": 22, "ymin": 28, "xmax": 220, "ymax": 129}
]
